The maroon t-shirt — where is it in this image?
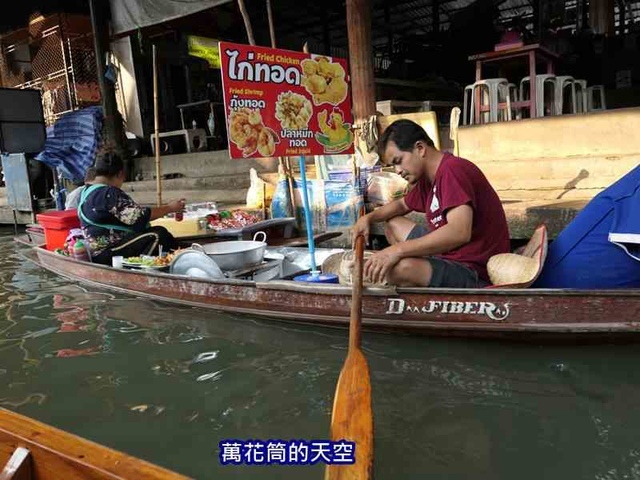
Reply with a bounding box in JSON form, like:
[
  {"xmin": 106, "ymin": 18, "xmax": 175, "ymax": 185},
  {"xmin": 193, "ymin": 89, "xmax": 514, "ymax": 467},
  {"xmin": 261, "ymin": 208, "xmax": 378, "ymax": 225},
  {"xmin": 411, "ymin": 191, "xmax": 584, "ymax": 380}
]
[{"xmin": 403, "ymin": 153, "xmax": 510, "ymax": 282}]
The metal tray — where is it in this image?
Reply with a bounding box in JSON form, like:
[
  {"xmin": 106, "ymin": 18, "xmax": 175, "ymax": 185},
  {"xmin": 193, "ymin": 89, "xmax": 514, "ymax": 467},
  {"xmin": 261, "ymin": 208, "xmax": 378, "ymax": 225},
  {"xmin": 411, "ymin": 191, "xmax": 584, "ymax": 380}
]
[{"xmin": 212, "ymin": 217, "xmax": 297, "ymax": 238}]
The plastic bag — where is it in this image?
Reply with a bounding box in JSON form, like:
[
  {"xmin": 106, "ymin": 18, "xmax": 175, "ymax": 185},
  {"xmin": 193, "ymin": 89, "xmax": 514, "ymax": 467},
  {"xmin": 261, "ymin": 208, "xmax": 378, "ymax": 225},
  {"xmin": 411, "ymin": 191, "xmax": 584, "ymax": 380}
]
[
  {"xmin": 270, "ymin": 178, "xmax": 293, "ymax": 218},
  {"xmin": 367, "ymin": 172, "xmax": 408, "ymax": 205},
  {"xmin": 324, "ymin": 181, "xmax": 363, "ymax": 228},
  {"xmin": 245, "ymin": 168, "xmax": 275, "ymax": 209},
  {"xmin": 293, "ymin": 179, "xmax": 326, "ymax": 232}
]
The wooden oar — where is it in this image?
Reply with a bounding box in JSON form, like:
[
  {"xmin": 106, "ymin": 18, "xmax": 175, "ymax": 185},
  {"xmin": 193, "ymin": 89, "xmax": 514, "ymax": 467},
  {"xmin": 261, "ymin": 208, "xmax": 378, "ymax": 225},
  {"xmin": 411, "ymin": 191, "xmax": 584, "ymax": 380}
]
[{"xmin": 325, "ymin": 234, "xmax": 373, "ymax": 480}]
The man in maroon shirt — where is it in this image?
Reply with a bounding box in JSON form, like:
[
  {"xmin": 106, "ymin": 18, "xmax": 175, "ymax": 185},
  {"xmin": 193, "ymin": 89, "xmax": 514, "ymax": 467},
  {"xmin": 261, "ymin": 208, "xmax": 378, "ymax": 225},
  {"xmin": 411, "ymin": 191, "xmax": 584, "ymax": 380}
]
[{"xmin": 352, "ymin": 119, "xmax": 510, "ymax": 287}]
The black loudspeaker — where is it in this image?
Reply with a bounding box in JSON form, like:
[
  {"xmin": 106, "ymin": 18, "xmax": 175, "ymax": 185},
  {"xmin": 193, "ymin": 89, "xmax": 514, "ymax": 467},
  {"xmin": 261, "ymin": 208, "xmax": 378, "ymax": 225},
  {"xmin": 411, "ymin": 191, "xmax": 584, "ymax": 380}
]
[{"xmin": 0, "ymin": 87, "xmax": 46, "ymax": 154}]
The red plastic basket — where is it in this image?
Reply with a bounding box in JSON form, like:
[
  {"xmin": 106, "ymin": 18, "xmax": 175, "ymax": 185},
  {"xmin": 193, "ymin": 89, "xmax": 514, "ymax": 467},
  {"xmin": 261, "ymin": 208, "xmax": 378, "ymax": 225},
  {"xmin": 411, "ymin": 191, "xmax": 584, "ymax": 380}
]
[{"xmin": 36, "ymin": 210, "xmax": 80, "ymax": 251}]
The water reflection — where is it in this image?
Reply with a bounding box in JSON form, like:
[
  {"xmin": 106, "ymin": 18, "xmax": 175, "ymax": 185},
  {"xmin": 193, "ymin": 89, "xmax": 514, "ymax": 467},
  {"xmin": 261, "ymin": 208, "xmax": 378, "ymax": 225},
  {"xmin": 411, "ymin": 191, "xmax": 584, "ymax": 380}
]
[{"xmin": 3, "ymin": 235, "xmax": 640, "ymax": 479}]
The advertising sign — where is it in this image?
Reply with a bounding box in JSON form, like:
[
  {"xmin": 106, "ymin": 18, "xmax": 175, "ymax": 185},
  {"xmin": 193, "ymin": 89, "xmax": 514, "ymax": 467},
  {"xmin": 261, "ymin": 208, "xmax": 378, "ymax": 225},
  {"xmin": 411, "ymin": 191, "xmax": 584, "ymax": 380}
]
[
  {"xmin": 219, "ymin": 41, "xmax": 354, "ymax": 159},
  {"xmin": 188, "ymin": 36, "xmax": 221, "ymax": 68}
]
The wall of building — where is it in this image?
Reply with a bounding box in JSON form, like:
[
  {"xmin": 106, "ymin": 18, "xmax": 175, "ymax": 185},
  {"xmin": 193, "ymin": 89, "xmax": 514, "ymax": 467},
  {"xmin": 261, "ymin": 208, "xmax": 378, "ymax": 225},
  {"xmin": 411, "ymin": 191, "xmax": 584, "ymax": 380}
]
[{"xmin": 457, "ymin": 107, "xmax": 640, "ymax": 201}]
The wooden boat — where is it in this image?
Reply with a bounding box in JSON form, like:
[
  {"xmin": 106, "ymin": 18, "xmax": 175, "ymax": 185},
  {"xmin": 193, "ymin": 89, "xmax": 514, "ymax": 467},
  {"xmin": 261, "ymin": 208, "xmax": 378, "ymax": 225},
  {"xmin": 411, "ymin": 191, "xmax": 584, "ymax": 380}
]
[
  {"xmin": 19, "ymin": 243, "xmax": 640, "ymax": 341},
  {"xmin": 0, "ymin": 407, "xmax": 188, "ymax": 479}
]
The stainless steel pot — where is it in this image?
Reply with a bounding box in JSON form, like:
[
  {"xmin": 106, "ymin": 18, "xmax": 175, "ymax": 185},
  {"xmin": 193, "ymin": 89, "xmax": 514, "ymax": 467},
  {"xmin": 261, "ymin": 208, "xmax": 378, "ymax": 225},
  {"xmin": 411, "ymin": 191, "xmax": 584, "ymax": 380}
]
[{"xmin": 191, "ymin": 232, "xmax": 267, "ymax": 271}]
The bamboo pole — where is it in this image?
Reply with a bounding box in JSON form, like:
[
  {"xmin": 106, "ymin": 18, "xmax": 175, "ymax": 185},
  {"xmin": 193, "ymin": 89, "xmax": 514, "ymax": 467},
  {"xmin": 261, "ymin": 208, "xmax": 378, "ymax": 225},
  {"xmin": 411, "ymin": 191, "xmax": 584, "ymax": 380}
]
[
  {"xmin": 266, "ymin": 0, "xmax": 277, "ymax": 48},
  {"xmin": 265, "ymin": 0, "xmax": 288, "ymax": 212},
  {"xmin": 237, "ymin": 0, "xmax": 299, "ymax": 221},
  {"xmin": 263, "ymin": 0, "xmax": 297, "ymax": 220},
  {"xmin": 237, "ymin": 0, "xmax": 256, "ymax": 45},
  {"xmin": 153, "ymin": 44, "xmax": 162, "ymax": 206}
]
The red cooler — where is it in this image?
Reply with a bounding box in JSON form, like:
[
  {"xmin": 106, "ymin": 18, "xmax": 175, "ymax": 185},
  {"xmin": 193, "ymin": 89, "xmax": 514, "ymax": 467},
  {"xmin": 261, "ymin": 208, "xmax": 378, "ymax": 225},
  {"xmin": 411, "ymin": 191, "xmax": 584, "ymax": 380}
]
[{"xmin": 36, "ymin": 210, "xmax": 81, "ymax": 251}]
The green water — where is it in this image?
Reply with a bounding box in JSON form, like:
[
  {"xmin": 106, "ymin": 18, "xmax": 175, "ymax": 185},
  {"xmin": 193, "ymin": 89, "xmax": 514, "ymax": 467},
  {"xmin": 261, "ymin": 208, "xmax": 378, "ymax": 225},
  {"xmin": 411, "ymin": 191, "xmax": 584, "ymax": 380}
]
[{"xmin": 2, "ymin": 233, "xmax": 640, "ymax": 479}]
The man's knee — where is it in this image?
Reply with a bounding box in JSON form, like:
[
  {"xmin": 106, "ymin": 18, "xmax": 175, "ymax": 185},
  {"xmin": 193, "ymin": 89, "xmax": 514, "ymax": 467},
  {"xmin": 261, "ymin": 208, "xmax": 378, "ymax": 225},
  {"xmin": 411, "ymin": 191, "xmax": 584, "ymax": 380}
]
[
  {"xmin": 389, "ymin": 258, "xmax": 433, "ymax": 287},
  {"xmin": 384, "ymin": 217, "xmax": 407, "ymax": 244},
  {"xmin": 383, "ymin": 221, "xmax": 396, "ymax": 244}
]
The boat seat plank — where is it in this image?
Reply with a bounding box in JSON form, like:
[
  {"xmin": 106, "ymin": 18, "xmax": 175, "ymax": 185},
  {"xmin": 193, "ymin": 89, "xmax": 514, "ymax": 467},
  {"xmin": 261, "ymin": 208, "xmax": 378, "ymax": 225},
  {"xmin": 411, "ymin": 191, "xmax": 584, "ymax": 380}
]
[{"xmin": 0, "ymin": 447, "xmax": 31, "ymax": 480}]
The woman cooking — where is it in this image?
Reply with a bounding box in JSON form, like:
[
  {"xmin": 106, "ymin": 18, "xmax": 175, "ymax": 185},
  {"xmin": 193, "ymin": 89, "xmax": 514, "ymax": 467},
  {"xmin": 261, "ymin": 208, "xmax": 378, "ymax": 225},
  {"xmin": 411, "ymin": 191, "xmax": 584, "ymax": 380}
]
[{"xmin": 78, "ymin": 151, "xmax": 186, "ymax": 265}]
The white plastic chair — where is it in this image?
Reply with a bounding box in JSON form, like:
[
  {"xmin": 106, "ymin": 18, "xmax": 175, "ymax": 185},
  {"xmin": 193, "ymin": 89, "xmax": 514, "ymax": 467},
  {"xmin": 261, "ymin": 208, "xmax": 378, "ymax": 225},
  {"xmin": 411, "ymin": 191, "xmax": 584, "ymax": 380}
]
[
  {"xmin": 507, "ymin": 82, "xmax": 519, "ymax": 119},
  {"xmin": 520, "ymin": 74, "xmax": 556, "ymax": 117},
  {"xmin": 554, "ymin": 76, "xmax": 577, "ymax": 115},
  {"xmin": 587, "ymin": 85, "xmax": 607, "ymax": 111},
  {"xmin": 574, "ymin": 79, "xmax": 588, "ymax": 113},
  {"xmin": 468, "ymin": 78, "xmax": 510, "ymax": 124},
  {"xmin": 463, "ymin": 84, "xmax": 474, "ymax": 125}
]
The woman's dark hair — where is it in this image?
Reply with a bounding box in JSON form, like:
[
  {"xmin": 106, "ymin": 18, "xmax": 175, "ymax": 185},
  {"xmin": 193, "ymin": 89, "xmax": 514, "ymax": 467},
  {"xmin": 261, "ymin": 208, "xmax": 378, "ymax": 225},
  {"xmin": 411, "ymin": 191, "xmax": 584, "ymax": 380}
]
[
  {"xmin": 74, "ymin": 166, "xmax": 96, "ymax": 186},
  {"xmin": 84, "ymin": 166, "xmax": 97, "ymax": 183},
  {"xmin": 379, "ymin": 119, "xmax": 435, "ymax": 153},
  {"xmin": 94, "ymin": 152, "xmax": 124, "ymax": 178}
]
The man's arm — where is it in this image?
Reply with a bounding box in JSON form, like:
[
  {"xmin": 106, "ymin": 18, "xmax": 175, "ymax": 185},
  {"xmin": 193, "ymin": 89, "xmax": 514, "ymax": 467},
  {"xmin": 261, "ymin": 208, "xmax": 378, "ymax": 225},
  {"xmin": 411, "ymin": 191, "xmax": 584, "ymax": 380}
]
[
  {"xmin": 352, "ymin": 198, "xmax": 412, "ymax": 245},
  {"xmin": 394, "ymin": 204, "xmax": 473, "ymax": 258},
  {"xmin": 367, "ymin": 198, "xmax": 412, "ymax": 223},
  {"xmin": 364, "ymin": 204, "xmax": 473, "ymax": 284}
]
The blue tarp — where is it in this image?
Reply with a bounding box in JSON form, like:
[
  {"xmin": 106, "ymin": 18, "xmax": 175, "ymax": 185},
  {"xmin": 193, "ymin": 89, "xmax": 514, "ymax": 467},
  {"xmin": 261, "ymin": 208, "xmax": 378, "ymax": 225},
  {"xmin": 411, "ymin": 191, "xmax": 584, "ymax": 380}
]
[
  {"xmin": 35, "ymin": 106, "xmax": 103, "ymax": 184},
  {"xmin": 534, "ymin": 165, "xmax": 640, "ymax": 289}
]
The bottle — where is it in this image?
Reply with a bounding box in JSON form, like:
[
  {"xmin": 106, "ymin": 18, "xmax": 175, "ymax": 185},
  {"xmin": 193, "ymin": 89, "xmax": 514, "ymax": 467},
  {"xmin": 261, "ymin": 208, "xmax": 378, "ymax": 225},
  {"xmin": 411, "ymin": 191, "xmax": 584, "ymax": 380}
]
[
  {"xmin": 207, "ymin": 112, "xmax": 215, "ymax": 136},
  {"xmin": 72, "ymin": 240, "xmax": 90, "ymax": 262}
]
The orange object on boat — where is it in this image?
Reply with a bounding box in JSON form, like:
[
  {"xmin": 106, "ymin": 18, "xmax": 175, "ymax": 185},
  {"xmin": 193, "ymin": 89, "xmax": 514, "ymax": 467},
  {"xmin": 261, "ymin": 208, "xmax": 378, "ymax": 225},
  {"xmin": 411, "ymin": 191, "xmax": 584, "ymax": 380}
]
[{"xmin": 36, "ymin": 209, "xmax": 80, "ymax": 251}]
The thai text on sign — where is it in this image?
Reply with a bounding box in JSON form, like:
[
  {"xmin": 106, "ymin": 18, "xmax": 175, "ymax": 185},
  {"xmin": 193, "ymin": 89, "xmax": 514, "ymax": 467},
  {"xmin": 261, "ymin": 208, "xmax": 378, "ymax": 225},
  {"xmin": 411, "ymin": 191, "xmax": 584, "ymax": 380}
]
[{"xmin": 219, "ymin": 41, "xmax": 355, "ymax": 159}]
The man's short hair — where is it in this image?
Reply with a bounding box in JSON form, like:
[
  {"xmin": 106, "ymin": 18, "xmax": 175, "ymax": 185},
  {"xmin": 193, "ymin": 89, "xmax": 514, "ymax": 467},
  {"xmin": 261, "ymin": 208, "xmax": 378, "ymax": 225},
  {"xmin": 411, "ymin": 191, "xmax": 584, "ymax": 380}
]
[{"xmin": 379, "ymin": 119, "xmax": 435, "ymax": 153}]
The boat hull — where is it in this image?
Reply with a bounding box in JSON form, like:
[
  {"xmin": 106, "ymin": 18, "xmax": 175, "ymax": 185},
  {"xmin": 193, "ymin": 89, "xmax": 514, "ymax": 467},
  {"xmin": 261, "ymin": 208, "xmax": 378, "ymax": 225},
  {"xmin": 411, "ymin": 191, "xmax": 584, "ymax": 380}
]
[{"xmin": 31, "ymin": 247, "xmax": 640, "ymax": 341}]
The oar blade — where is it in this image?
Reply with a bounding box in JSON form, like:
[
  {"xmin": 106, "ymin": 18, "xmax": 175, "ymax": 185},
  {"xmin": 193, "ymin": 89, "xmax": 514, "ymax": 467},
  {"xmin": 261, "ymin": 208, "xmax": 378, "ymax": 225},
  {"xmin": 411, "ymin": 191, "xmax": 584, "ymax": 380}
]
[{"xmin": 325, "ymin": 349, "xmax": 373, "ymax": 480}]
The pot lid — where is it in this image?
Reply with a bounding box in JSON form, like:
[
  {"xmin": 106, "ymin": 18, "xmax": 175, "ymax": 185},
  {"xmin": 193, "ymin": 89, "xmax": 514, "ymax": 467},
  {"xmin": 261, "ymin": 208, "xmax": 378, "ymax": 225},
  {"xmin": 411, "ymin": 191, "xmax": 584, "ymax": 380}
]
[{"xmin": 170, "ymin": 250, "xmax": 225, "ymax": 280}]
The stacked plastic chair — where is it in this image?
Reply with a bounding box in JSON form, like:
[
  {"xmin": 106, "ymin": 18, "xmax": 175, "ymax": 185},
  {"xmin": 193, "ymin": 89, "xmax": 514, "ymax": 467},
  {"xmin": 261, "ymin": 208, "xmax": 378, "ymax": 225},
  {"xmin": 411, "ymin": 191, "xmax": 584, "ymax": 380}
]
[
  {"xmin": 463, "ymin": 76, "xmax": 606, "ymax": 124},
  {"xmin": 587, "ymin": 85, "xmax": 607, "ymax": 111},
  {"xmin": 519, "ymin": 74, "xmax": 557, "ymax": 117},
  {"xmin": 507, "ymin": 83, "xmax": 519, "ymax": 119},
  {"xmin": 554, "ymin": 76, "xmax": 578, "ymax": 115},
  {"xmin": 574, "ymin": 79, "xmax": 588, "ymax": 113},
  {"xmin": 463, "ymin": 78, "xmax": 512, "ymax": 125}
]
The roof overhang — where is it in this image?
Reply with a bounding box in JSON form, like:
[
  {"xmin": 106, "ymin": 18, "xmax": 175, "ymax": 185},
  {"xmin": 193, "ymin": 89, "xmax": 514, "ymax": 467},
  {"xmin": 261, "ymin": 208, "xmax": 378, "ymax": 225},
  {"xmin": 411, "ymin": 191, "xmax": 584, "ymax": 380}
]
[{"xmin": 110, "ymin": 0, "xmax": 233, "ymax": 36}]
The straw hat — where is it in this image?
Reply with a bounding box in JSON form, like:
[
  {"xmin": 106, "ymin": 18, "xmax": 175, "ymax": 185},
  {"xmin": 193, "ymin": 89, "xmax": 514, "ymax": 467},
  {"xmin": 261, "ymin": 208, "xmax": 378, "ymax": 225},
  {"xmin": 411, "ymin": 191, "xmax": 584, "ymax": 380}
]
[
  {"xmin": 487, "ymin": 224, "xmax": 548, "ymax": 288},
  {"xmin": 321, "ymin": 251, "xmax": 389, "ymax": 287},
  {"xmin": 321, "ymin": 252, "xmax": 344, "ymax": 278}
]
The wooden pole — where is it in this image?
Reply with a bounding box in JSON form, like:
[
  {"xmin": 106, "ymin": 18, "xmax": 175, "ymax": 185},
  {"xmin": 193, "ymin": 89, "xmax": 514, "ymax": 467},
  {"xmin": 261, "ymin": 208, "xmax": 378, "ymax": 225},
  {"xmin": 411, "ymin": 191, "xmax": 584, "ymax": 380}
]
[
  {"xmin": 589, "ymin": 0, "xmax": 615, "ymax": 35},
  {"xmin": 238, "ymin": 0, "xmax": 298, "ymax": 222},
  {"xmin": 449, "ymin": 107, "xmax": 461, "ymax": 157},
  {"xmin": 237, "ymin": 0, "xmax": 256, "ymax": 45},
  {"xmin": 153, "ymin": 44, "xmax": 162, "ymax": 206},
  {"xmin": 346, "ymin": 0, "xmax": 376, "ymax": 123},
  {"xmin": 266, "ymin": 0, "xmax": 291, "ymax": 217},
  {"xmin": 263, "ymin": 1, "xmax": 297, "ymax": 220},
  {"xmin": 88, "ymin": 0, "xmax": 127, "ymax": 170},
  {"xmin": 266, "ymin": 0, "xmax": 277, "ymax": 48}
]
